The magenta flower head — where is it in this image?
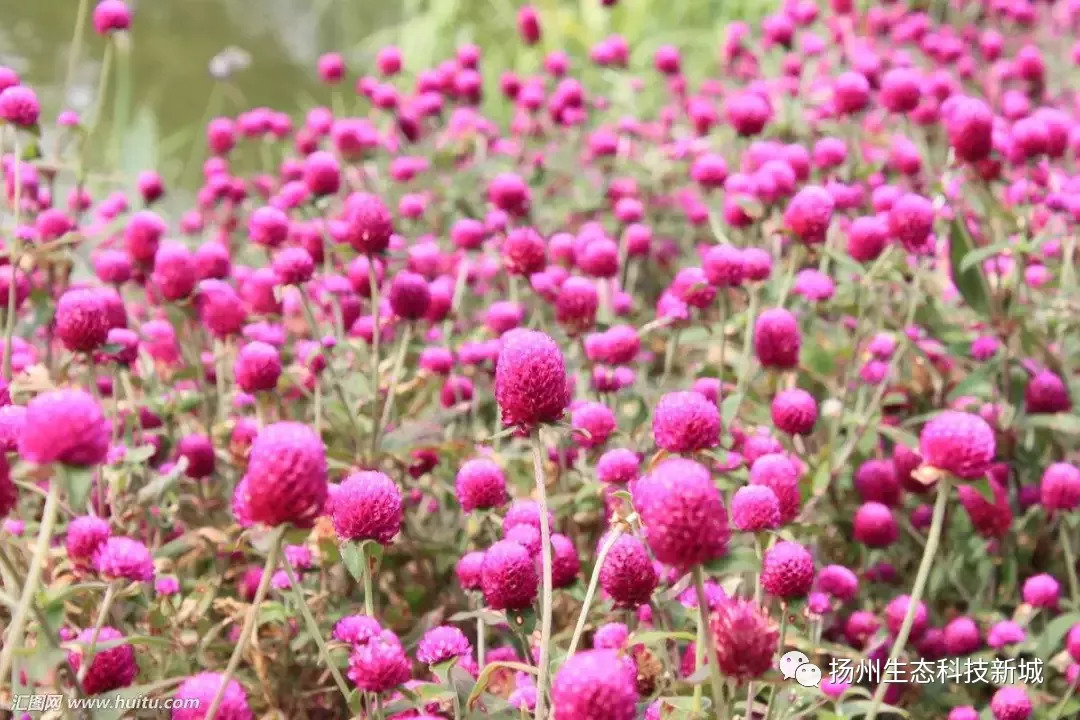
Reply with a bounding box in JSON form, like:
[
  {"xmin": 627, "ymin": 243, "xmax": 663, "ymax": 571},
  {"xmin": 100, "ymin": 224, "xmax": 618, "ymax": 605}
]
[
  {"xmin": 887, "ymin": 192, "xmax": 935, "ymax": 254},
  {"xmin": 760, "ymin": 540, "xmax": 814, "ymax": 599},
  {"xmin": 551, "ymin": 649, "xmax": 638, "ymax": 720},
  {"xmin": 1022, "ymin": 573, "xmax": 1060, "ymax": 608},
  {"xmin": 556, "ymin": 276, "xmax": 599, "ymax": 335},
  {"xmin": 731, "ymin": 485, "xmax": 781, "ymax": 532},
  {"xmin": 784, "ymin": 185, "xmax": 834, "ymax": 244},
  {"xmin": 244, "ymin": 422, "xmax": 328, "ymax": 528},
  {"xmin": 272, "ymin": 247, "xmax": 315, "ymax": 286},
  {"xmin": 1025, "ymin": 370, "xmax": 1072, "ymax": 414},
  {"xmin": 987, "ymin": 620, "xmax": 1025, "ymax": 650},
  {"xmin": 68, "ymin": 626, "xmax": 137, "ymax": 695},
  {"xmin": 0, "ymin": 85, "xmax": 40, "ymax": 127},
  {"xmin": 495, "ymin": 329, "xmax": 570, "ymax": 430},
  {"xmin": 599, "ymin": 533, "xmax": 658, "ymax": 608},
  {"xmin": 748, "ymin": 453, "xmax": 800, "ymax": 524},
  {"xmin": 348, "ymin": 630, "xmax": 411, "ymax": 692},
  {"xmin": 754, "ymin": 308, "xmax": 800, "ymax": 369},
  {"xmin": 710, "ymin": 598, "xmax": 780, "ymax": 683},
  {"xmin": 633, "ymin": 457, "xmax": 729, "ymax": 569},
  {"xmin": 92, "ymin": 0, "xmax": 132, "ymax": 34},
  {"xmin": 990, "ymin": 686, "xmax": 1032, "ymax": 720},
  {"xmin": 332, "ymin": 471, "xmax": 403, "ymax": 544},
  {"xmin": 172, "ymin": 673, "xmax": 252, "ymax": 720},
  {"xmin": 342, "ymin": 192, "xmax": 394, "ymax": 255},
  {"xmin": 55, "ymin": 287, "xmax": 110, "ymax": 352},
  {"xmin": 943, "ymin": 615, "xmax": 981, "ymax": 655},
  {"xmin": 456, "ymin": 550, "xmax": 485, "ymax": 591},
  {"xmin": 333, "ymin": 615, "xmax": 381, "ymax": 645},
  {"xmin": 572, "ymin": 401, "xmax": 617, "ymax": 449},
  {"xmin": 176, "ymin": 434, "xmax": 214, "ymax": 479},
  {"xmin": 234, "ymin": 341, "xmax": 282, "ymax": 394},
  {"xmin": 502, "ymin": 227, "xmax": 546, "ymax": 276},
  {"xmin": 1041, "ymin": 462, "xmax": 1080, "ymax": 512},
  {"xmin": 480, "ymin": 539, "xmax": 538, "ymax": 610},
  {"xmin": 886, "ymin": 594, "xmax": 928, "ymax": 638},
  {"xmin": 20, "ymin": 389, "xmax": 109, "ymax": 467},
  {"xmin": 771, "ymin": 388, "xmax": 817, "ymax": 435},
  {"xmin": 595, "ymin": 448, "xmax": 640, "ymax": 485},
  {"xmin": 455, "ymin": 458, "xmax": 508, "ymax": 512},
  {"xmin": 95, "ymin": 535, "xmax": 154, "ymax": 582},
  {"xmin": 0, "ymin": 457, "xmax": 14, "ymax": 519},
  {"xmin": 66, "ymin": 514, "xmax": 111, "ymax": 567},
  {"xmin": 517, "ymin": 5, "xmax": 541, "ymax": 44},
  {"xmin": 918, "ymin": 410, "xmax": 996, "ymax": 480},
  {"xmin": 853, "ymin": 502, "xmax": 898, "ymax": 548},
  {"xmin": 846, "ymin": 215, "xmax": 888, "ymax": 263},
  {"xmin": 388, "ymin": 271, "xmax": 431, "ymax": 320},
  {"xmin": 703, "ymin": 244, "xmax": 745, "ymax": 287},
  {"xmin": 551, "ymin": 533, "xmax": 580, "ymax": 588},
  {"xmin": 152, "ymin": 241, "xmax": 197, "ymax": 301},
  {"xmin": 416, "ymin": 625, "xmax": 472, "ymax": 665},
  {"xmin": 652, "ymin": 391, "xmax": 720, "ymax": 454},
  {"xmin": 949, "ymin": 708, "xmax": 979, "ymax": 720},
  {"xmin": 488, "ymin": 172, "xmax": 531, "ymax": 217},
  {"xmin": 946, "ymin": 96, "xmax": 994, "ymax": 163}
]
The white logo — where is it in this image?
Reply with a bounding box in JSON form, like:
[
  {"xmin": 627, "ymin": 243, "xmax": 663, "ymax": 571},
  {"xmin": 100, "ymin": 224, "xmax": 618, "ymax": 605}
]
[{"xmin": 779, "ymin": 650, "xmax": 822, "ymax": 688}]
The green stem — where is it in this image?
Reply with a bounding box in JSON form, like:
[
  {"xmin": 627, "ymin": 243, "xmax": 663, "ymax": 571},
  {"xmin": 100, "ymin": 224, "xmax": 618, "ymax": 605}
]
[
  {"xmin": 3, "ymin": 135, "xmax": 22, "ymax": 382},
  {"xmin": 729, "ymin": 286, "xmax": 760, "ymax": 424},
  {"xmin": 763, "ymin": 609, "xmax": 788, "ymax": 720},
  {"xmin": 661, "ymin": 328, "xmax": 680, "ymax": 387},
  {"xmin": 76, "ymin": 580, "xmax": 121, "ymax": 683},
  {"xmin": 204, "ymin": 526, "xmax": 285, "ymax": 720},
  {"xmin": 62, "ymin": 0, "xmax": 91, "ymax": 105},
  {"xmin": 282, "ymin": 554, "xmax": 353, "ymax": 704},
  {"xmin": 864, "ymin": 476, "xmax": 951, "ymax": 720},
  {"xmin": 566, "ymin": 528, "xmax": 623, "ymax": 659},
  {"xmin": 694, "ymin": 567, "xmax": 727, "ymax": 720},
  {"xmin": 377, "ymin": 323, "xmax": 412, "ymax": 439},
  {"xmin": 361, "ymin": 541, "xmax": 375, "ymax": 616},
  {"xmin": 368, "ymin": 261, "xmax": 383, "ymax": 461},
  {"xmin": 0, "ymin": 478, "xmax": 60, "ymax": 683},
  {"xmin": 531, "ymin": 432, "xmax": 554, "ymax": 720},
  {"xmin": 298, "ymin": 294, "xmax": 362, "ymax": 451},
  {"xmin": 1060, "ymin": 519, "xmax": 1080, "ymax": 608},
  {"xmin": 1051, "ymin": 679, "xmax": 1078, "ymax": 720}
]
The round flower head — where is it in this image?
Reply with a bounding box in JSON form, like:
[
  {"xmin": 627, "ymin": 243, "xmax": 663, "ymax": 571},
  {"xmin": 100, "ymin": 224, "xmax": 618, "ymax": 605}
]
[
  {"xmin": 20, "ymin": 389, "xmax": 109, "ymax": 467},
  {"xmin": 172, "ymin": 672, "xmax": 252, "ymax": 720},
  {"xmin": 599, "ymin": 533, "xmax": 658, "ymax": 608},
  {"xmin": 0, "ymin": 85, "xmax": 39, "ymax": 127},
  {"xmin": 0, "ymin": 457, "xmax": 14, "ymax": 519},
  {"xmin": 748, "ymin": 453, "xmax": 801, "ymax": 524},
  {"xmin": 551, "ymin": 649, "xmax": 638, "ymax": 720},
  {"xmin": 92, "ymin": 0, "xmax": 132, "ymax": 34},
  {"xmin": 388, "ymin": 271, "xmax": 431, "ymax": 320},
  {"xmin": 990, "ymin": 686, "xmax": 1032, "ymax": 720},
  {"xmin": 784, "ymin": 185, "xmax": 834, "ymax": 244},
  {"xmin": 66, "ymin": 515, "xmax": 111, "ymax": 566},
  {"xmin": 348, "ymin": 630, "xmax": 411, "ymax": 692},
  {"xmin": 502, "ymin": 499, "xmax": 553, "ymax": 533},
  {"xmin": 56, "ymin": 288, "xmax": 110, "ymax": 352},
  {"xmin": 731, "ymin": 485, "xmax": 781, "ymax": 532},
  {"xmin": 551, "ymin": 533, "xmax": 581, "ymax": 588},
  {"xmin": 495, "ymin": 329, "xmax": 570, "ymax": 429},
  {"xmin": 595, "ymin": 448, "xmax": 640, "ymax": 485},
  {"xmin": 885, "ymin": 594, "xmax": 928, "ymax": 639},
  {"xmin": 846, "ymin": 215, "xmax": 889, "ymax": 263},
  {"xmin": 854, "ymin": 459, "xmax": 902, "ymax": 507},
  {"xmin": 342, "ymin": 192, "xmax": 394, "ymax": 255},
  {"xmin": 987, "ymin": 620, "xmax": 1025, "ymax": 650},
  {"xmin": 1022, "ymin": 573, "xmax": 1060, "ymax": 608},
  {"xmin": 771, "ymin": 388, "xmax": 817, "ymax": 435},
  {"xmin": 703, "ymin": 244, "xmax": 745, "ymax": 287},
  {"xmin": 633, "ymin": 457, "xmax": 729, "ymax": 570},
  {"xmin": 946, "ymin": 96, "xmax": 994, "ymax": 163},
  {"xmin": 919, "ymin": 411, "xmax": 995, "ymax": 479},
  {"xmin": 1025, "ymin": 370, "xmax": 1072, "ymax": 414},
  {"xmin": 416, "ymin": 625, "xmax": 472, "ymax": 665},
  {"xmin": 958, "ymin": 479, "xmax": 1012, "ymax": 539},
  {"xmin": 152, "ymin": 242, "xmax": 197, "ymax": 301},
  {"xmin": 271, "ymin": 247, "xmax": 315, "ymax": 286},
  {"xmin": 481, "ymin": 540, "xmax": 538, "ymax": 610},
  {"xmin": 455, "ymin": 458, "xmax": 508, "ymax": 512},
  {"xmin": 332, "ymin": 471, "xmax": 403, "ymax": 544},
  {"xmin": 68, "ymin": 626, "xmax": 137, "ymax": 695},
  {"xmin": 94, "ymin": 536, "xmax": 154, "ymax": 582},
  {"xmin": 333, "ymin": 614, "xmax": 382, "ymax": 645},
  {"xmin": 502, "ymin": 227, "xmax": 546, "ymax": 276},
  {"xmin": 887, "ymin": 193, "xmax": 935, "ymax": 254},
  {"xmin": 556, "ymin": 276, "xmax": 600, "ymax": 334},
  {"xmin": 244, "ymin": 422, "xmax": 328, "ymax": 528},
  {"xmin": 505, "ymin": 524, "xmax": 541, "ymax": 556},
  {"xmin": 949, "ymin": 708, "xmax": 979, "ymax": 720},
  {"xmin": 456, "ymin": 550, "xmax": 485, "ymax": 591},
  {"xmin": 671, "ymin": 267, "xmax": 716, "ymax": 309},
  {"xmin": 1041, "ymin": 462, "xmax": 1080, "ymax": 512},
  {"xmin": 572, "ymin": 401, "xmax": 617, "ymax": 449},
  {"xmin": 944, "ymin": 616, "xmax": 981, "ymax": 655},
  {"xmin": 710, "ymin": 598, "xmax": 780, "ymax": 682},
  {"xmin": 817, "ymin": 564, "xmax": 858, "ymax": 601},
  {"xmin": 651, "ymin": 391, "xmax": 720, "ymax": 453},
  {"xmin": 853, "ymin": 502, "xmax": 898, "ymax": 548},
  {"xmin": 593, "ymin": 622, "xmax": 629, "ymax": 650},
  {"xmin": 760, "ymin": 541, "xmax": 814, "ymax": 599},
  {"xmin": 754, "ymin": 308, "xmax": 800, "ymax": 369},
  {"xmin": 234, "ymin": 341, "xmax": 282, "ymax": 394},
  {"xmin": 176, "ymin": 434, "xmax": 215, "ymax": 479}
]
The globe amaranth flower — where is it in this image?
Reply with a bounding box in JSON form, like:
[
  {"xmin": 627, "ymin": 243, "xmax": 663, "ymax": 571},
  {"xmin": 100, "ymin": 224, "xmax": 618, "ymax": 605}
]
[
  {"xmin": 481, "ymin": 540, "xmax": 538, "ymax": 610},
  {"xmin": 760, "ymin": 540, "xmax": 814, "ymax": 599},
  {"xmin": 710, "ymin": 598, "xmax": 779, "ymax": 683},
  {"xmin": 66, "ymin": 514, "xmax": 111, "ymax": 566},
  {"xmin": 495, "ymin": 329, "xmax": 570, "ymax": 429},
  {"xmin": 55, "ymin": 287, "xmax": 110, "ymax": 352},
  {"xmin": 455, "ymin": 458, "xmax": 508, "ymax": 512},
  {"xmin": 1042, "ymin": 462, "xmax": 1080, "ymax": 512},
  {"xmin": 600, "ymin": 533, "xmax": 658, "ymax": 608},
  {"xmin": 754, "ymin": 308, "xmax": 800, "ymax": 369},
  {"xmin": 68, "ymin": 626, "xmax": 138, "ymax": 695},
  {"xmin": 731, "ymin": 485, "xmax": 781, "ymax": 532},
  {"xmin": 332, "ymin": 471, "xmax": 403, "ymax": 544},
  {"xmin": 652, "ymin": 390, "xmax": 720, "ymax": 454},
  {"xmin": 416, "ymin": 625, "xmax": 472, "ymax": 665},
  {"xmin": 234, "ymin": 341, "xmax": 282, "ymax": 394},
  {"xmin": 771, "ymin": 388, "xmax": 817, "ymax": 435},
  {"xmin": 94, "ymin": 536, "xmax": 155, "ymax": 582},
  {"xmin": 918, "ymin": 410, "xmax": 995, "ymax": 480},
  {"xmin": 333, "ymin": 614, "xmax": 382, "ymax": 646},
  {"xmin": 20, "ymin": 389, "xmax": 109, "ymax": 467},
  {"xmin": 595, "ymin": 448, "xmax": 640, "ymax": 485},
  {"xmin": 244, "ymin": 421, "xmax": 328, "ymax": 528},
  {"xmin": 172, "ymin": 672, "xmax": 252, "ymax": 720},
  {"xmin": 632, "ymin": 457, "xmax": 729, "ymax": 570},
  {"xmin": 748, "ymin": 453, "xmax": 801, "ymax": 525},
  {"xmin": 551, "ymin": 649, "xmax": 638, "ymax": 720},
  {"xmin": 990, "ymin": 686, "xmax": 1032, "ymax": 720},
  {"xmin": 571, "ymin": 401, "xmax": 617, "ymax": 448},
  {"xmin": 347, "ymin": 630, "xmax": 411, "ymax": 692}
]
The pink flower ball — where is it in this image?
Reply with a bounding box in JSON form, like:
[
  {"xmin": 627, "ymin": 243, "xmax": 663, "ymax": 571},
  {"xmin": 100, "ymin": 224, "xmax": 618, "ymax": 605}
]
[
  {"xmin": 348, "ymin": 631, "xmax": 411, "ymax": 692},
  {"xmin": 946, "ymin": 96, "xmax": 994, "ymax": 163},
  {"xmin": 92, "ymin": 0, "xmax": 132, "ymax": 34},
  {"xmin": 846, "ymin": 215, "xmax": 889, "ymax": 263},
  {"xmin": 342, "ymin": 192, "xmax": 394, "ymax": 255},
  {"xmin": 416, "ymin": 625, "xmax": 471, "ymax": 665},
  {"xmin": 332, "ymin": 471, "xmax": 402, "ymax": 544},
  {"xmin": 949, "ymin": 707, "xmax": 979, "ymax": 720},
  {"xmin": 0, "ymin": 85, "xmax": 40, "ymax": 127},
  {"xmin": 456, "ymin": 551, "xmax": 485, "ymax": 591},
  {"xmin": 771, "ymin": 388, "xmax": 817, "ymax": 435},
  {"xmin": 885, "ymin": 594, "xmax": 928, "ymax": 639},
  {"xmin": 599, "ymin": 533, "xmax": 658, "ymax": 608},
  {"xmin": 505, "ymin": 524, "xmax": 541, "ymax": 556},
  {"xmin": 502, "ymin": 227, "xmax": 547, "ymax": 276},
  {"xmin": 652, "ymin": 391, "xmax": 720, "ymax": 453},
  {"xmin": 853, "ymin": 502, "xmax": 898, "ymax": 548},
  {"xmin": 153, "ymin": 242, "xmax": 197, "ymax": 301},
  {"xmin": 488, "ymin": 172, "xmax": 531, "ymax": 217},
  {"xmin": 725, "ymin": 92, "xmax": 771, "ymax": 136},
  {"xmin": 943, "ymin": 615, "xmax": 980, "ymax": 655},
  {"xmin": 1025, "ymin": 370, "xmax": 1072, "ymax": 414},
  {"xmin": 854, "ymin": 459, "xmax": 902, "ymax": 507},
  {"xmin": 455, "ymin": 458, "xmax": 508, "ymax": 512},
  {"xmin": 987, "ymin": 620, "xmax": 1025, "ymax": 649},
  {"xmin": 749, "ymin": 453, "xmax": 800, "ymax": 524},
  {"xmin": 990, "ymin": 686, "xmax": 1032, "ymax": 720},
  {"xmin": 317, "ymin": 53, "xmax": 345, "ymax": 84},
  {"xmin": 551, "ymin": 533, "xmax": 580, "ymax": 588},
  {"xmin": 172, "ymin": 673, "xmax": 252, "ymax": 720},
  {"xmin": 95, "ymin": 535, "xmax": 154, "ymax": 582},
  {"xmin": 919, "ymin": 410, "xmax": 996, "ymax": 479},
  {"xmin": 480, "ymin": 539, "xmax": 538, "ymax": 610},
  {"xmin": 517, "ymin": 5, "xmax": 541, "ymax": 44},
  {"xmin": 595, "ymin": 448, "xmax": 640, "ymax": 485},
  {"xmin": 303, "ymin": 150, "xmax": 340, "ymax": 196},
  {"xmin": 271, "ymin": 247, "xmax": 315, "ymax": 286},
  {"xmin": 388, "ymin": 271, "xmax": 431, "ymax": 320},
  {"xmin": 731, "ymin": 485, "xmax": 781, "ymax": 532},
  {"xmin": 124, "ymin": 210, "xmax": 167, "ymax": 264},
  {"xmin": 176, "ymin": 434, "xmax": 214, "ymax": 478},
  {"xmin": 66, "ymin": 514, "xmax": 111, "ymax": 565},
  {"xmin": 234, "ymin": 341, "xmax": 281, "ymax": 394},
  {"xmin": 710, "ymin": 598, "xmax": 780, "ymax": 682},
  {"xmin": 817, "ymin": 564, "xmax": 858, "ymax": 601},
  {"xmin": 760, "ymin": 541, "xmax": 814, "ymax": 599},
  {"xmin": 551, "ymin": 650, "xmax": 637, "ymax": 720},
  {"xmin": 495, "ymin": 329, "xmax": 570, "ymax": 429},
  {"xmin": 880, "ymin": 67, "xmax": 922, "ymax": 113},
  {"xmin": 887, "ymin": 193, "xmax": 935, "ymax": 254},
  {"xmin": 572, "ymin": 402, "xmax": 616, "ymax": 448},
  {"xmin": 556, "ymin": 276, "xmax": 599, "ymax": 334},
  {"xmin": 1041, "ymin": 463, "xmax": 1080, "ymax": 511},
  {"xmin": 833, "ymin": 71, "xmax": 870, "ymax": 114},
  {"xmin": 55, "ymin": 287, "xmax": 110, "ymax": 352},
  {"xmin": 784, "ymin": 186, "xmax": 834, "ymax": 244},
  {"xmin": 754, "ymin": 308, "xmax": 800, "ymax": 369},
  {"xmin": 244, "ymin": 422, "xmax": 328, "ymax": 529},
  {"xmin": 20, "ymin": 389, "xmax": 109, "ymax": 466},
  {"xmin": 741, "ymin": 247, "xmax": 772, "ymax": 281},
  {"xmin": 69, "ymin": 626, "xmax": 137, "ymax": 695},
  {"xmin": 632, "ymin": 457, "xmax": 729, "ymax": 570},
  {"xmin": 1022, "ymin": 573, "xmax": 1060, "ymax": 608}
]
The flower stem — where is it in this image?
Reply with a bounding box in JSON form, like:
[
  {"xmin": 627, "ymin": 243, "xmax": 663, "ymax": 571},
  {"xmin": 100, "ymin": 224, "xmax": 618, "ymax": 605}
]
[
  {"xmin": 1060, "ymin": 519, "xmax": 1080, "ymax": 608},
  {"xmin": 361, "ymin": 541, "xmax": 375, "ymax": 616},
  {"xmin": 1051, "ymin": 679, "xmax": 1078, "ymax": 720},
  {"xmin": 204, "ymin": 526, "xmax": 285, "ymax": 720},
  {"xmin": 864, "ymin": 476, "xmax": 951, "ymax": 720},
  {"xmin": 3, "ymin": 135, "xmax": 23, "ymax": 382},
  {"xmin": 298, "ymin": 293, "xmax": 362, "ymax": 451},
  {"xmin": 76, "ymin": 579, "xmax": 121, "ymax": 684},
  {"xmin": 377, "ymin": 323, "xmax": 412, "ymax": 438},
  {"xmin": 281, "ymin": 554, "xmax": 353, "ymax": 705},
  {"xmin": 368, "ymin": 261, "xmax": 382, "ymax": 462},
  {"xmin": 0, "ymin": 478, "xmax": 60, "ymax": 684},
  {"xmin": 694, "ymin": 566, "xmax": 727, "ymax": 720},
  {"xmin": 567, "ymin": 528, "xmax": 623, "ymax": 659},
  {"xmin": 530, "ymin": 432, "xmax": 554, "ymax": 720}
]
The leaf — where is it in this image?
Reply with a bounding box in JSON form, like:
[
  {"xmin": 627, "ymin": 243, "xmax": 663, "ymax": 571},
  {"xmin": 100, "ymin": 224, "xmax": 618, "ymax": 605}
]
[
  {"xmin": 448, "ymin": 608, "xmax": 507, "ymax": 626},
  {"xmin": 876, "ymin": 424, "xmax": 919, "ymax": 450},
  {"xmin": 466, "ymin": 661, "xmax": 537, "ymax": 709},
  {"xmin": 628, "ymin": 630, "xmax": 697, "ymax": 646},
  {"xmin": 135, "ymin": 457, "xmax": 187, "ymax": 503},
  {"xmin": 841, "ymin": 699, "xmax": 911, "ymax": 718},
  {"xmin": 1021, "ymin": 413, "xmax": 1080, "ymax": 435},
  {"xmin": 89, "ymin": 678, "xmax": 183, "ymax": 720},
  {"xmin": 948, "ymin": 216, "xmax": 991, "ymax": 316},
  {"xmin": 958, "ymin": 238, "xmax": 1012, "ymax": 273},
  {"xmin": 1034, "ymin": 611, "xmax": 1080, "ymax": 659},
  {"xmin": 970, "ymin": 475, "xmax": 996, "ymax": 504},
  {"xmin": 720, "ymin": 392, "xmax": 743, "ymax": 426},
  {"xmin": 705, "ymin": 544, "xmax": 760, "ymax": 577},
  {"xmin": 62, "ymin": 466, "xmax": 95, "ymax": 512}
]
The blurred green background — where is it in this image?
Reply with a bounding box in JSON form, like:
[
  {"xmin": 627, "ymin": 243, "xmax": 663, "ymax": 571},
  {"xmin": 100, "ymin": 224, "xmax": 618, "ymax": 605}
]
[{"xmin": 0, "ymin": 0, "xmax": 773, "ymax": 189}]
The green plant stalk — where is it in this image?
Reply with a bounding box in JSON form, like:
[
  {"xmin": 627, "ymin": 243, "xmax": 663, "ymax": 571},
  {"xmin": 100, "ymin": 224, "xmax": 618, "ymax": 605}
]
[
  {"xmin": 694, "ymin": 567, "xmax": 727, "ymax": 720},
  {"xmin": 1051, "ymin": 679, "xmax": 1078, "ymax": 720},
  {"xmin": 763, "ymin": 609, "xmax": 789, "ymax": 720},
  {"xmin": 1060, "ymin": 519, "xmax": 1080, "ymax": 608},
  {"xmin": 865, "ymin": 476, "xmax": 951, "ymax": 720},
  {"xmin": 281, "ymin": 555, "xmax": 353, "ymax": 704},
  {"xmin": 76, "ymin": 580, "xmax": 121, "ymax": 684},
  {"xmin": 361, "ymin": 541, "xmax": 375, "ymax": 616},
  {"xmin": 298, "ymin": 293, "xmax": 362, "ymax": 449},
  {"xmin": 692, "ymin": 587, "xmax": 706, "ymax": 714},
  {"xmin": 477, "ymin": 614, "xmax": 486, "ymax": 670},
  {"xmin": 204, "ymin": 526, "xmax": 285, "ymax": 720},
  {"xmin": 661, "ymin": 328, "xmax": 680, "ymax": 387},
  {"xmin": 62, "ymin": 0, "xmax": 91, "ymax": 106},
  {"xmin": 531, "ymin": 432, "xmax": 554, "ymax": 720},
  {"xmin": 728, "ymin": 286, "xmax": 760, "ymax": 424},
  {"xmin": 0, "ymin": 478, "xmax": 60, "ymax": 684},
  {"xmin": 368, "ymin": 262, "xmax": 383, "ymax": 461},
  {"xmin": 566, "ymin": 528, "xmax": 623, "ymax": 659},
  {"xmin": 2, "ymin": 135, "xmax": 23, "ymax": 382},
  {"xmin": 377, "ymin": 323, "xmax": 412, "ymax": 439},
  {"xmin": 716, "ymin": 294, "xmax": 729, "ymax": 406}
]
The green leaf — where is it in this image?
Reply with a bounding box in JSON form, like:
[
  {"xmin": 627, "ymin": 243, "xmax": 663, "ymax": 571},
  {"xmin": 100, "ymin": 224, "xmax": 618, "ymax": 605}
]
[
  {"xmin": 89, "ymin": 678, "xmax": 183, "ymax": 720},
  {"xmin": 720, "ymin": 392, "xmax": 743, "ymax": 427},
  {"xmin": 958, "ymin": 238, "xmax": 1012, "ymax": 273},
  {"xmin": 466, "ymin": 661, "xmax": 537, "ymax": 709},
  {"xmin": 1034, "ymin": 611, "xmax": 1080, "ymax": 659},
  {"xmin": 62, "ymin": 466, "xmax": 95, "ymax": 512},
  {"xmin": 628, "ymin": 630, "xmax": 697, "ymax": 646},
  {"xmin": 1021, "ymin": 413, "xmax": 1080, "ymax": 435},
  {"xmin": 841, "ymin": 699, "xmax": 911, "ymax": 718},
  {"xmin": 948, "ymin": 216, "xmax": 991, "ymax": 316},
  {"xmin": 705, "ymin": 544, "xmax": 760, "ymax": 577},
  {"xmin": 877, "ymin": 423, "xmax": 919, "ymax": 450},
  {"xmin": 448, "ymin": 608, "xmax": 506, "ymax": 626},
  {"xmin": 970, "ymin": 475, "xmax": 996, "ymax": 504}
]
